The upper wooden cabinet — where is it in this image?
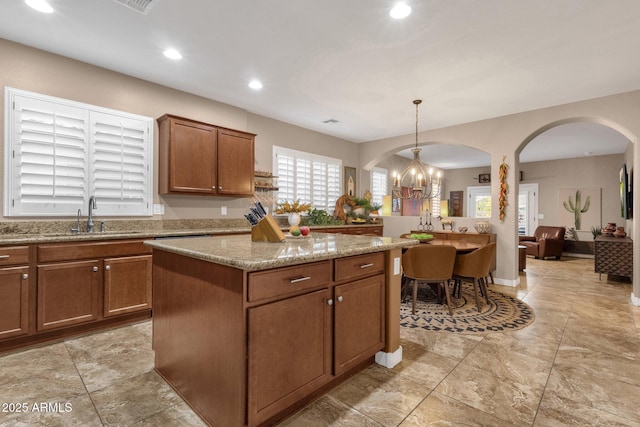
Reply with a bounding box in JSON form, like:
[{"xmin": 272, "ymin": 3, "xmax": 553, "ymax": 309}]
[{"xmin": 158, "ymin": 114, "xmax": 255, "ymax": 196}]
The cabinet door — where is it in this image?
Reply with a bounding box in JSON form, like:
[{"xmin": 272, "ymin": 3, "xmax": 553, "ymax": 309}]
[
  {"xmin": 37, "ymin": 260, "xmax": 100, "ymax": 331},
  {"xmin": 248, "ymin": 288, "xmax": 332, "ymax": 426},
  {"xmin": 104, "ymin": 255, "xmax": 152, "ymax": 317},
  {"xmin": 334, "ymin": 275, "xmax": 385, "ymax": 375},
  {"xmin": 0, "ymin": 266, "xmax": 30, "ymax": 339},
  {"xmin": 167, "ymin": 118, "xmax": 217, "ymax": 194},
  {"xmin": 217, "ymin": 128, "xmax": 254, "ymax": 196}
]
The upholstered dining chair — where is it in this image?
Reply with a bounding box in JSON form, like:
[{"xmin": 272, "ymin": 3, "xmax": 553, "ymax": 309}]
[
  {"xmin": 402, "ymin": 245, "xmax": 457, "ymax": 315},
  {"xmin": 452, "ymin": 242, "xmax": 496, "ymax": 312}
]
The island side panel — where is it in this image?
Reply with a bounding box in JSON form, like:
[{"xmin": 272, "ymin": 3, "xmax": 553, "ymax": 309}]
[
  {"xmin": 152, "ymin": 249, "xmax": 246, "ymax": 427},
  {"xmin": 384, "ymin": 248, "xmax": 402, "ymax": 353}
]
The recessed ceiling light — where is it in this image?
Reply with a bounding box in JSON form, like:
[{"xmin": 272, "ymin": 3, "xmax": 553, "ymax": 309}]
[
  {"xmin": 163, "ymin": 48, "xmax": 182, "ymax": 60},
  {"xmin": 248, "ymin": 80, "xmax": 263, "ymax": 90},
  {"xmin": 25, "ymin": 0, "xmax": 54, "ymax": 13},
  {"xmin": 390, "ymin": 2, "xmax": 411, "ymax": 19}
]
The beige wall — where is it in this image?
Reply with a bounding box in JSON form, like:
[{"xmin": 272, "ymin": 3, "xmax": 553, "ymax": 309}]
[
  {"xmin": 0, "ymin": 39, "xmax": 356, "ymax": 221},
  {"xmin": 443, "ymin": 154, "xmax": 625, "ymax": 238},
  {"xmin": 358, "ymin": 91, "xmax": 639, "ymax": 294}
]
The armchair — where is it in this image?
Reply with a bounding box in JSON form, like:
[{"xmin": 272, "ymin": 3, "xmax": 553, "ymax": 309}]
[{"xmin": 519, "ymin": 226, "xmax": 566, "ymax": 259}]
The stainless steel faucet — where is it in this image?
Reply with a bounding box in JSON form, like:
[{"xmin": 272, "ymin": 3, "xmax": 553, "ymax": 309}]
[{"xmin": 87, "ymin": 196, "xmax": 97, "ymax": 233}]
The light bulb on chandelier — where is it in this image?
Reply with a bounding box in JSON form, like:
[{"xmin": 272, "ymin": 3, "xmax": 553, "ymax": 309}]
[{"xmin": 392, "ymin": 99, "xmax": 442, "ymax": 200}]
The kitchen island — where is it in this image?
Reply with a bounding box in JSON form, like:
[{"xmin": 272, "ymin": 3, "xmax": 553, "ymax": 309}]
[{"xmin": 145, "ymin": 232, "xmax": 416, "ymax": 427}]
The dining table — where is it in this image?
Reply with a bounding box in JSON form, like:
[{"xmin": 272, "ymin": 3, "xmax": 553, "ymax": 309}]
[{"xmin": 425, "ymin": 239, "xmax": 481, "ymax": 253}]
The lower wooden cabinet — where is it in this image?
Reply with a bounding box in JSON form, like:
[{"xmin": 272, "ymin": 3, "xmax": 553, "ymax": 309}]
[
  {"xmin": 0, "ymin": 266, "xmax": 30, "ymax": 339},
  {"xmin": 247, "ymin": 264, "xmax": 385, "ymax": 425},
  {"xmin": 334, "ymin": 275, "xmax": 385, "ymax": 375},
  {"xmin": 37, "ymin": 260, "xmax": 100, "ymax": 331},
  {"xmin": 104, "ymin": 255, "xmax": 152, "ymax": 317},
  {"xmin": 248, "ymin": 288, "xmax": 332, "ymax": 425}
]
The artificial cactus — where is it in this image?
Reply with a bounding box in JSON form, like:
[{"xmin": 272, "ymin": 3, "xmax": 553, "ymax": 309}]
[{"xmin": 563, "ymin": 190, "xmax": 590, "ymax": 230}]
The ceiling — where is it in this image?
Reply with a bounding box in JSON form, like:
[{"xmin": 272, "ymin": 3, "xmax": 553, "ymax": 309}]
[{"xmin": 0, "ymin": 0, "xmax": 636, "ymax": 167}]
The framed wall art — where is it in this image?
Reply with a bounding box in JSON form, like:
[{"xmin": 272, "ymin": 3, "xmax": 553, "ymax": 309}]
[
  {"xmin": 478, "ymin": 173, "xmax": 491, "ymax": 183},
  {"xmin": 344, "ymin": 166, "xmax": 356, "ymax": 197}
]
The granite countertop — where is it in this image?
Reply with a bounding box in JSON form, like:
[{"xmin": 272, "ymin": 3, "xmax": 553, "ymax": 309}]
[
  {"xmin": 0, "ymin": 227, "xmax": 251, "ymax": 245},
  {"xmin": 145, "ymin": 233, "xmax": 417, "ymax": 271},
  {"xmin": 0, "ymin": 222, "xmax": 385, "ymax": 245}
]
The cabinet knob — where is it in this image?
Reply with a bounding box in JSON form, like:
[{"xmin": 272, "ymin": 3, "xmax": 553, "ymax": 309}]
[
  {"xmin": 93, "ymin": 266, "xmax": 99, "ymax": 272},
  {"xmin": 105, "ymin": 265, "xmax": 111, "ymax": 271},
  {"xmin": 327, "ymin": 299, "xmax": 334, "ymax": 306},
  {"xmin": 22, "ymin": 273, "xmax": 28, "ymax": 280},
  {"xmin": 337, "ymin": 295, "xmax": 343, "ymax": 303},
  {"xmin": 219, "ymin": 186, "xmax": 223, "ymax": 190}
]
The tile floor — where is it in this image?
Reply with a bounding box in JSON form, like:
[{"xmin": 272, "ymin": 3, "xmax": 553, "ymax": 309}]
[{"xmin": 1, "ymin": 257, "xmax": 639, "ymax": 426}]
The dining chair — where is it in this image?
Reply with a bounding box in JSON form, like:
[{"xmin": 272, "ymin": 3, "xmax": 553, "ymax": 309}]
[
  {"xmin": 452, "ymin": 242, "xmax": 496, "ymax": 312},
  {"xmin": 402, "ymin": 245, "xmax": 457, "ymax": 315}
]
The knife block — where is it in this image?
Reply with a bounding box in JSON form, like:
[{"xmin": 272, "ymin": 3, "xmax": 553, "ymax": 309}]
[{"xmin": 251, "ymin": 215, "xmax": 286, "ymax": 243}]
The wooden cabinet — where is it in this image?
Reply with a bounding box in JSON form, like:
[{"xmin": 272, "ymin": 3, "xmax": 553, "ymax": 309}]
[
  {"xmin": 37, "ymin": 259, "xmax": 100, "ymax": 331},
  {"xmin": 37, "ymin": 240, "xmax": 152, "ymax": 332},
  {"xmin": 158, "ymin": 114, "xmax": 255, "ymax": 196},
  {"xmin": 0, "ymin": 246, "xmax": 31, "ymax": 340},
  {"xmin": 247, "ymin": 253, "xmax": 384, "ymax": 425},
  {"xmin": 334, "ymin": 275, "xmax": 384, "ymax": 375},
  {"xmin": 595, "ymin": 236, "xmax": 633, "ymax": 279},
  {"xmin": 313, "ymin": 225, "xmax": 383, "ymax": 236},
  {"xmin": 103, "ymin": 255, "xmax": 152, "ymax": 317},
  {"xmin": 153, "ymin": 248, "xmax": 387, "ymax": 427},
  {"xmin": 248, "ymin": 288, "xmax": 332, "ymax": 425}
]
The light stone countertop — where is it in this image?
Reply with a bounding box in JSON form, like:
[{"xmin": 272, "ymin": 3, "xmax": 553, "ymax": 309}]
[{"xmin": 144, "ymin": 232, "xmax": 417, "ymax": 271}]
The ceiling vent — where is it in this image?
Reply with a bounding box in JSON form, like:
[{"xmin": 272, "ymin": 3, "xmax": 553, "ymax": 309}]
[{"xmin": 113, "ymin": 0, "xmax": 156, "ymax": 14}]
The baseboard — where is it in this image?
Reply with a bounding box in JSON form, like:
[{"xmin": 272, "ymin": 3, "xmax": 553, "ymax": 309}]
[
  {"xmin": 493, "ymin": 277, "xmax": 519, "ymax": 287},
  {"xmin": 631, "ymin": 292, "xmax": 640, "ymax": 307},
  {"xmin": 375, "ymin": 346, "xmax": 403, "ymax": 368}
]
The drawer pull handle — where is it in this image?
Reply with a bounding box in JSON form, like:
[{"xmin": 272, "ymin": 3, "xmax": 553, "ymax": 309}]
[
  {"xmin": 289, "ymin": 276, "xmax": 311, "ymax": 284},
  {"xmin": 327, "ymin": 299, "xmax": 334, "ymax": 306},
  {"xmin": 360, "ymin": 263, "xmax": 374, "ymax": 269},
  {"xmin": 0, "ymin": 255, "xmax": 9, "ymax": 259},
  {"xmin": 22, "ymin": 273, "xmax": 29, "ymax": 280},
  {"xmin": 337, "ymin": 295, "xmax": 343, "ymax": 303}
]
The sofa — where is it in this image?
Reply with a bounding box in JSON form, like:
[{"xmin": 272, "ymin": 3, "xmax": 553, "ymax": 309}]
[{"xmin": 519, "ymin": 226, "xmax": 566, "ymax": 259}]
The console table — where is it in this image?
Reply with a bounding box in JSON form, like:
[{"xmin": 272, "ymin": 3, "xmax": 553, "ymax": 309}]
[{"xmin": 595, "ymin": 235, "xmax": 633, "ymax": 280}]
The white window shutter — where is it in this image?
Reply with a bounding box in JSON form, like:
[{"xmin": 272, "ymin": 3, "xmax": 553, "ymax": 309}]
[
  {"xmin": 9, "ymin": 95, "xmax": 88, "ymax": 216},
  {"xmin": 273, "ymin": 146, "xmax": 342, "ymax": 214},
  {"xmin": 4, "ymin": 87, "xmax": 153, "ymax": 217},
  {"xmin": 90, "ymin": 112, "xmax": 151, "ymax": 216}
]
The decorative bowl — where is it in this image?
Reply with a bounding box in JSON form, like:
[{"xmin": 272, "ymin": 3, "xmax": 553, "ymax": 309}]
[
  {"xmin": 474, "ymin": 221, "xmax": 491, "ymax": 234},
  {"xmin": 458, "ymin": 227, "xmax": 468, "ymax": 233}
]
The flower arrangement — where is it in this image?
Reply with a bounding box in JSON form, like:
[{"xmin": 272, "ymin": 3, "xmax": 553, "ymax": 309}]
[{"xmin": 275, "ymin": 199, "xmax": 312, "ymax": 214}]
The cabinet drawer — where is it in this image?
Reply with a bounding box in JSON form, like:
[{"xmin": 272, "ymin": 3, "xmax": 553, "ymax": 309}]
[
  {"xmin": 38, "ymin": 239, "xmax": 151, "ymax": 263},
  {"xmin": 334, "ymin": 252, "xmax": 384, "ymax": 283},
  {"xmin": 248, "ymin": 261, "xmax": 331, "ymax": 302},
  {"xmin": 0, "ymin": 246, "xmax": 30, "ymax": 266}
]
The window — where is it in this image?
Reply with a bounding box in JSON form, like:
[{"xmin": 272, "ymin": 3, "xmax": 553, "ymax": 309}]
[
  {"xmin": 4, "ymin": 87, "xmax": 153, "ymax": 217},
  {"xmin": 370, "ymin": 167, "xmax": 388, "ymax": 206},
  {"xmin": 273, "ymin": 146, "xmax": 341, "ymax": 212},
  {"xmin": 467, "ymin": 186, "xmax": 491, "ymax": 218}
]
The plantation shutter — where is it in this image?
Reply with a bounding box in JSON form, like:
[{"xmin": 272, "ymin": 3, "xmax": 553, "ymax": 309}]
[
  {"xmin": 9, "ymin": 96, "xmax": 89, "ymax": 216},
  {"xmin": 90, "ymin": 112, "xmax": 151, "ymax": 215},
  {"xmin": 4, "ymin": 87, "xmax": 153, "ymax": 217},
  {"xmin": 371, "ymin": 167, "xmax": 388, "ymax": 206},
  {"xmin": 273, "ymin": 146, "xmax": 342, "ymax": 214}
]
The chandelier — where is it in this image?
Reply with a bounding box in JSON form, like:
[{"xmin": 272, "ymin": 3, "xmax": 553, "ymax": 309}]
[{"xmin": 392, "ymin": 99, "xmax": 442, "ymax": 200}]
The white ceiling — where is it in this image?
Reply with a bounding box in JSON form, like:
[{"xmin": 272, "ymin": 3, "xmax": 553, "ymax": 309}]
[{"xmin": 0, "ymin": 0, "xmax": 636, "ymax": 167}]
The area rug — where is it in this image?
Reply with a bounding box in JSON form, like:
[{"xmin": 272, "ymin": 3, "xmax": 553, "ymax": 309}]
[{"xmin": 400, "ymin": 282, "xmax": 535, "ymax": 334}]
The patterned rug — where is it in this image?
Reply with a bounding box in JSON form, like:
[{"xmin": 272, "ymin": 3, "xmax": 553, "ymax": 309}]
[{"xmin": 400, "ymin": 282, "xmax": 535, "ymax": 334}]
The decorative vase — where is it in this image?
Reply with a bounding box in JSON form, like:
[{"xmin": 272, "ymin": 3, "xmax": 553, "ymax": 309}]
[
  {"xmin": 474, "ymin": 221, "xmax": 491, "ymax": 234},
  {"xmin": 287, "ymin": 212, "xmax": 301, "ymax": 228},
  {"xmin": 613, "ymin": 226, "xmax": 626, "ymax": 238}
]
